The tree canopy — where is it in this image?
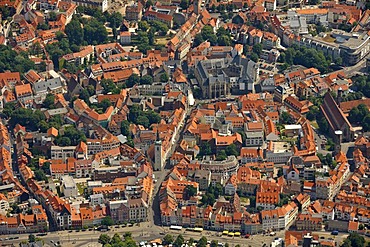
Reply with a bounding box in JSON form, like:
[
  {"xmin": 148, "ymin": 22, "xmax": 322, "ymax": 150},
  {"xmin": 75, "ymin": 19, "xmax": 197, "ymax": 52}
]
[
  {"xmin": 279, "ymin": 45, "xmax": 332, "ymax": 73},
  {"xmin": 9, "ymin": 108, "xmax": 45, "ymax": 131},
  {"xmin": 348, "ymin": 104, "xmax": 370, "ymax": 131},
  {"xmin": 101, "ymin": 216, "xmax": 114, "ymax": 226},
  {"xmin": 128, "ymin": 104, "xmax": 161, "ymax": 128},
  {"xmin": 0, "ymin": 45, "xmax": 35, "ymax": 73},
  {"xmin": 341, "ymin": 233, "xmax": 365, "ymax": 247},
  {"xmin": 99, "ymin": 233, "xmax": 137, "ymax": 247},
  {"xmin": 54, "ymin": 126, "xmax": 86, "ymax": 146},
  {"xmin": 352, "ymin": 75, "xmax": 370, "ymax": 98},
  {"xmin": 201, "ymin": 183, "xmax": 223, "ymax": 206},
  {"xmin": 163, "ymin": 234, "xmax": 174, "ymax": 245}
]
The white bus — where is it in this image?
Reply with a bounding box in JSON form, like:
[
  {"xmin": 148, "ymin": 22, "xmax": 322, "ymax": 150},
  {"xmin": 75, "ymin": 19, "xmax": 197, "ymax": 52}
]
[{"xmin": 170, "ymin": 225, "xmax": 183, "ymax": 231}]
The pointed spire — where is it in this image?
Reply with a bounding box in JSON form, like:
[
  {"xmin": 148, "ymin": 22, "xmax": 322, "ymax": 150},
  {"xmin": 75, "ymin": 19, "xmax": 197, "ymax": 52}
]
[{"xmin": 156, "ymin": 127, "xmax": 160, "ymax": 142}]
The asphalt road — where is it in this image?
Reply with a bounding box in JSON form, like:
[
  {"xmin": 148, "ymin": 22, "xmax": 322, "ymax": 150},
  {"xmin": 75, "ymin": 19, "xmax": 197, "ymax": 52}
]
[
  {"xmin": 1, "ymin": 226, "xmax": 284, "ymax": 247},
  {"xmin": 2, "ymin": 227, "xmax": 354, "ymax": 247}
]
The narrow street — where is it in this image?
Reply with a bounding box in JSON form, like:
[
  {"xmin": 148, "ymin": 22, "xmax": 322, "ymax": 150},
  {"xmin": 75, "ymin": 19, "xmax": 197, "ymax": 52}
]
[{"xmin": 149, "ymin": 96, "xmax": 197, "ymax": 227}]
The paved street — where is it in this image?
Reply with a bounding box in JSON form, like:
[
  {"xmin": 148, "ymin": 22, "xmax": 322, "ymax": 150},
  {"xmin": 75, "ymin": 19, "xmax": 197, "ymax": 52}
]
[
  {"xmin": 1, "ymin": 226, "xmax": 357, "ymax": 247},
  {"xmin": 1, "ymin": 226, "xmax": 284, "ymax": 247}
]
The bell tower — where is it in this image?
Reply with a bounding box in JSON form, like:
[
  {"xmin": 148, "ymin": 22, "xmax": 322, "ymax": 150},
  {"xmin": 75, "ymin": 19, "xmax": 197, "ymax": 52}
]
[{"xmin": 154, "ymin": 130, "xmax": 163, "ymax": 171}]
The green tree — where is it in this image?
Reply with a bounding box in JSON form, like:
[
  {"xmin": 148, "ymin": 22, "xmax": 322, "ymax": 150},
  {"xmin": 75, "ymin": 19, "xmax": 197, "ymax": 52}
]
[
  {"xmin": 197, "ymin": 237, "xmax": 207, "ymax": 247},
  {"xmin": 99, "ymin": 99, "xmax": 112, "ymax": 112},
  {"xmin": 201, "ymin": 25, "xmax": 217, "ymax": 45},
  {"xmin": 160, "ymin": 72, "xmax": 169, "ymax": 82},
  {"xmin": 29, "ymin": 42, "xmax": 43, "ymax": 56},
  {"xmin": 193, "ymin": 33, "xmax": 204, "ymax": 47},
  {"xmin": 148, "ymin": 28, "xmax": 155, "ymax": 45},
  {"xmin": 136, "ymin": 116, "xmax": 150, "ymax": 128},
  {"xmin": 225, "ymin": 144, "xmax": 238, "ymax": 156},
  {"xmin": 218, "ymin": 35, "xmax": 231, "ymax": 46},
  {"xmin": 306, "ymin": 105, "xmax": 320, "ymax": 121},
  {"xmin": 180, "ymin": 0, "xmax": 189, "ymax": 9},
  {"xmin": 280, "ymin": 111, "xmax": 294, "ymax": 124},
  {"xmin": 34, "ymin": 170, "xmax": 48, "ymax": 182},
  {"xmin": 163, "ymin": 234, "xmax": 174, "ymax": 245},
  {"xmin": 210, "ymin": 240, "xmax": 218, "ymax": 247},
  {"xmin": 28, "ymin": 234, "xmax": 36, "ymax": 243},
  {"xmin": 151, "ymin": 20, "xmax": 169, "ymax": 34},
  {"xmin": 99, "ymin": 234, "xmax": 111, "ymax": 245},
  {"xmin": 250, "ymin": 53, "xmax": 258, "ymax": 62},
  {"xmin": 101, "ymin": 216, "xmax": 114, "ymax": 226},
  {"xmin": 55, "ymin": 126, "xmax": 86, "ymax": 146},
  {"xmin": 65, "ymin": 18, "xmax": 84, "ymax": 46},
  {"xmin": 352, "ymin": 75, "xmax": 370, "ymax": 98},
  {"xmin": 216, "ymin": 150, "xmax": 227, "ymax": 161},
  {"xmin": 252, "ymin": 43, "xmax": 263, "ymax": 56},
  {"xmin": 173, "ymin": 235, "xmax": 185, "ymax": 247},
  {"xmin": 43, "ymin": 94, "xmax": 55, "ymax": 109},
  {"xmin": 341, "ymin": 233, "xmax": 365, "ymax": 247},
  {"xmin": 146, "ymin": 0, "xmax": 153, "ymax": 8},
  {"xmin": 2, "ymin": 102, "xmax": 16, "ymax": 119},
  {"xmin": 138, "ymin": 21, "xmax": 150, "ymax": 32},
  {"xmin": 111, "ymin": 233, "xmax": 122, "ymax": 245},
  {"xmin": 57, "ymin": 137, "xmax": 72, "ymax": 146},
  {"xmin": 84, "ymin": 18, "xmax": 108, "ymax": 44},
  {"xmin": 0, "ymin": 45, "xmax": 35, "ymax": 73},
  {"xmin": 184, "ymin": 185, "xmax": 197, "ymax": 200},
  {"xmin": 145, "ymin": 110, "xmax": 161, "ymax": 125},
  {"xmin": 140, "ymin": 75, "xmax": 153, "ymax": 85},
  {"xmin": 121, "ymin": 120, "xmax": 130, "ymax": 136},
  {"xmin": 200, "ymin": 142, "xmax": 212, "ymax": 156},
  {"xmin": 189, "ymin": 238, "xmax": 195, "ymax": 245},
  {"xmin": 107, "ymin": 12, "xmax": 123, "ymax": 28},
  {"xmin": 9, "ymin": 108, "xmax": 45, "ymax": 131}
]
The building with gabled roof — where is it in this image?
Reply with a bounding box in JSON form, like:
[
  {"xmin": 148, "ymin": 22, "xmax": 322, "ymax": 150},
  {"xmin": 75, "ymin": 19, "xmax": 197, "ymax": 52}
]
[{"xmin": 321, "ymin": 92, "xmax": 353, "ymax": 143}]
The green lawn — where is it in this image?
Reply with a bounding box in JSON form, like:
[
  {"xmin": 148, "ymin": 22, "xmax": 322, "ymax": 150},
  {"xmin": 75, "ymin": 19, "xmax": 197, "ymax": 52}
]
[
  {"xmin": 76, "ymin": 183, "xmax": 85, "ymax": 195},
  {"xmin": 311, "ymin": 120, "xmax": 319, "ymax": 129}
]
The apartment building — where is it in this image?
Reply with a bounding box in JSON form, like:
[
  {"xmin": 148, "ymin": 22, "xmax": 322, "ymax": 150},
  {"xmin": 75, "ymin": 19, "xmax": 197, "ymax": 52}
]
[
  {"xmin": 51, "ymin": 146, "xmax": 76, "ymax": 162},
  {"xmin": 61, "ymin": 175, "xmax": 78, "ymax": 197},
  {"xmin": 72, "ymin": 0, "xmax": 108, "ymax": 12},
  {"xmin": 125, "ymin": 2, "xmax": 142, "ymax": 21}
]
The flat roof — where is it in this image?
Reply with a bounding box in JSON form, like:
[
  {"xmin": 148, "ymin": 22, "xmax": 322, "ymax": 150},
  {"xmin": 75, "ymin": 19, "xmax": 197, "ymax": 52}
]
[{"xmin": 284, "ymin": 124, "xmax": 302, "ymax": 130}]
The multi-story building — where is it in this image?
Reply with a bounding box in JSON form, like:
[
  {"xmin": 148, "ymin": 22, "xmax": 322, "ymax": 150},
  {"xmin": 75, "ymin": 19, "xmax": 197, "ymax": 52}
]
[
  {"xmin": 72, "ymin": 0, "xmax": 108, "ymax": 12},
  {"xmin": 316, "ymin": 177, "xmax": 334, "ymax": 201},
  {"xmin": 125, "ymin": 2, "xmax": 142, "ymax": 21},
  {"xmin": 61, "ymin": 175, "xmax": 78, "ymax": 198},
  {"xmin": 119, "ymin": 31, "xmax": 131, "ymax": 45},
  {"xmin": 195, "ymin": 57, "xmax": 258, "ymax": 98},
  {"xmin": 256, "ymin": 192, "xmax": 279, "ymax": 210},
  {"xmin": 107, "ymin": 198, "xmax": 148, "ymax": 223},
  {"xmin": 295, "ymin": 213, "xmax": 322, "ymax": 231},
  {"xmin": 192, "ymin": 170, "xmax": 211, "ymax": 191},
  {"xmin": 51, "ymin": 146, "xmax": 76, "ymax": 162},
  {"xmin": 321, "ymin": 92, "xmax": 354, "ymax": 143}
]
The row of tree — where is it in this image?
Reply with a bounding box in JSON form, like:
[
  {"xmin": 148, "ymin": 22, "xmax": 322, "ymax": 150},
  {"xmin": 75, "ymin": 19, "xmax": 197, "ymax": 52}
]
[
  {"xmin": 99, "ymin": 232, "xmax": 137, "ymax": 247},
  {"xmin": 163, "ymin": 234, "xmax": 238, "ymax": 247}
]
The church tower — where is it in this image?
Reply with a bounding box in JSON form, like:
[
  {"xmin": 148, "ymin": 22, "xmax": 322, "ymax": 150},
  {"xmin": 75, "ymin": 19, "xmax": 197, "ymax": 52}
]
[
  {"xmin": 193, "ymin": 0, "xmax": 201, "ymax": 15},
  {"xmin": 154, "ymin": 130, "xmax": 163, "ymax": 171}
]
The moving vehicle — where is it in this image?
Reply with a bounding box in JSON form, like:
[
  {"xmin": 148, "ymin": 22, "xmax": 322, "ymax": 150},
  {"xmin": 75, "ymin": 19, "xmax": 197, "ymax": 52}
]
[
  {"xmin": 331, "ymin": 231, "xmax": 339, "ymax": 235},
  {"xmin": 170, "ymin": 225, "xmax": 183, "ymax": 231}
]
